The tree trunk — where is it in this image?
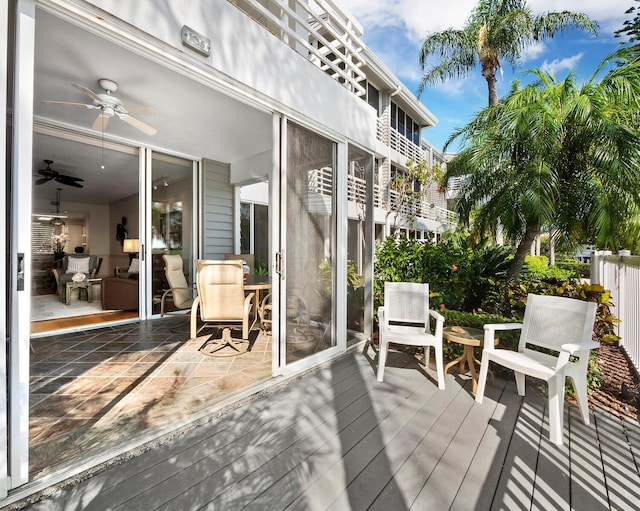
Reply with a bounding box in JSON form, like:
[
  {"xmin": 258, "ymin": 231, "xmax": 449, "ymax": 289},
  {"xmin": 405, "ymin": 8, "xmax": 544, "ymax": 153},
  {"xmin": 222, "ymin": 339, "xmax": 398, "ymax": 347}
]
[
  {"xmin": 486, "ymin": 73, "xmax": 499, "ymax": 106},
  {"xmin": 509, "ymin": 225, "xmax": 540, "ymax": 281}
]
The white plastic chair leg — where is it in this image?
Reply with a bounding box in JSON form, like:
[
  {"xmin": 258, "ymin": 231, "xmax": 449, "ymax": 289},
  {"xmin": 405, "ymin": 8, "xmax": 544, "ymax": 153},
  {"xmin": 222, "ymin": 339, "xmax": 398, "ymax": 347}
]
[
  {"xmin": 515, "ymin": 371, "xmax": 526, "ymax": 396},
  {"xmin": 434, "ymin": 347, "xmax": 445, "ymax": 390},
  {"xmin": 424, "ymin": 346, "xmax": 431, "ymax": 367},
  {"xmin": 548, "ymin": 374, "xmax": 565, "ymax": 445},
  {"xmin": 475, "ymin": 353, "xmax": 490, "ymax": 404},
  {"xmin": 377, "ymin": 339, "xmax": 388, "ymax": 382},
  {"xmin": 570, "ymin": 375, "xmax": 590, "ymax": 425}
]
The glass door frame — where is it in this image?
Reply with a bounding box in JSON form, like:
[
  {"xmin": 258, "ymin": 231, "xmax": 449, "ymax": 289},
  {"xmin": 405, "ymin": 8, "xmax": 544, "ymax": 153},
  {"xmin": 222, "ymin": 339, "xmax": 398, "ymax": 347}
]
[{"xmin": 142, "ymin": 148, "xmax": 199, "ymax": 319}]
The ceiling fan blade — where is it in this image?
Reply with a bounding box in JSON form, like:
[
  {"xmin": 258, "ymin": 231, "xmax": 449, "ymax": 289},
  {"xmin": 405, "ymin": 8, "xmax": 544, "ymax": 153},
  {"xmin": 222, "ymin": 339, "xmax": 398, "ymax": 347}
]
[
  {"xmin": 92, "ymin": 114, "xmax": 110, "ymax": 132},
  {"xmin": 55, "ymin": 176, "xmax": 84, "ymax": 188},
  {"xmin": 35, "ymin": 177, "xmax": 51, "ymax": 185},
  {"xmin": 72, "ymin": 83, "xmax": 103, "ymax": 103},
  {"xmin": 123, "ymin": 104, "xmax": 157, "ymax": 116},
  {"xmin": 120, "ymin": 114, "xmax": 157, "ymax": 136},
  {"xmin": 42, "ymin": 100, "xmax": 97, "ymax": 109},
  {"xmin": 38, "ymin": 168, "xmax": 57, "ymax": 177}
]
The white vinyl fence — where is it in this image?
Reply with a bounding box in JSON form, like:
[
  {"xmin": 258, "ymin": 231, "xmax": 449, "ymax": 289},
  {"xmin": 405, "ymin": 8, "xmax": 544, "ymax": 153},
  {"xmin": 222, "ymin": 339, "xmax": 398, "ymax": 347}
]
[{"xmin": 591, "ymin": 251, "xmax": 640, "ymax": 373}]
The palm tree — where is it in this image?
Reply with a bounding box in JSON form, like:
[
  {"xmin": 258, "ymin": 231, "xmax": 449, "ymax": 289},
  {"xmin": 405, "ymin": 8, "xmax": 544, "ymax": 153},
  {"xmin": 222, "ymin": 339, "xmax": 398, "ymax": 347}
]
[
  {"xmin": 418, "ymin": 0, "xmax": 598, "ymax": 106},
  {"xmin": 443, "ymin": 48, "xmax": 640, "ymax": 280}
]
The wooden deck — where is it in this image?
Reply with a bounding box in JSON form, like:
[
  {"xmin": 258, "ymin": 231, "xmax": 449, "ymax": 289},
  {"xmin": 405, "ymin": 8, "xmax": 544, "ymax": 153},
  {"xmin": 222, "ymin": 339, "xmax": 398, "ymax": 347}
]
[{"xmin": 18, "ymin": 348, "xmax": 640, "ymax": 510}]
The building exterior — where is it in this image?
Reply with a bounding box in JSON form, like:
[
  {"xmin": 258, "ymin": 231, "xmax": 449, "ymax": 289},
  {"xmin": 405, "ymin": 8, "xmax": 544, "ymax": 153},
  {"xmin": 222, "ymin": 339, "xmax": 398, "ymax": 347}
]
[{"xmin": 1, "ymin": 0, "xmax": 454, "ymax": 499}]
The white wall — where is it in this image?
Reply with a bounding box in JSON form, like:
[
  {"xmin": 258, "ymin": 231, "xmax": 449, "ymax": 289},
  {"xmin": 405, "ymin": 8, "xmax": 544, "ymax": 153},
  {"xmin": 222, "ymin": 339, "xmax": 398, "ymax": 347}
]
[{"xmin": 84, "ymin": 0, "xmax": 376, "ymax": 148}]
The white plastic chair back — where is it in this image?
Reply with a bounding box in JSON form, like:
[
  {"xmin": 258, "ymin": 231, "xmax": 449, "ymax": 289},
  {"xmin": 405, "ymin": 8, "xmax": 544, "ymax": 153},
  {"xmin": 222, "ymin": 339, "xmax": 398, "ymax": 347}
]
[
  {"xmin": 520, "ymin": 294, "xmax": 597, "ymax": 354},
  {"xmin": 385, "ymin": 281, "xmax": 429, "ymax": 325}
]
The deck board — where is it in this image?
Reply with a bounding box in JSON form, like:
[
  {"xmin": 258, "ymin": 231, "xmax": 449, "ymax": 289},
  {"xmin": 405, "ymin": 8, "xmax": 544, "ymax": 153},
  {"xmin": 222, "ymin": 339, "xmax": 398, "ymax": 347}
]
[
  {"xmin": 568, "ymin": 407, "xmax": 609, "ymax": 510},
  {"xmin": 595, "ymin": 408, "xmax": 640, "ymax": 510},
  {"xmin": 20, "ymin": 351, "xmax": 639, "ymax": 511}
]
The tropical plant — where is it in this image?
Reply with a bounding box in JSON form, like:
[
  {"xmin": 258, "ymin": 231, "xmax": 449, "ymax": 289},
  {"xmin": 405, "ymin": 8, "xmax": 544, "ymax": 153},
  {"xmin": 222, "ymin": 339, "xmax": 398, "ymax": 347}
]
[
  {"xmin": 443, "ymin": 49, "xmax": 640, "ymax": 280},
  {"xmin": 385, "ymin": 159, "xmax": 443, "ymax": 236},
  {"xmin": 417, "ymin": 0, "xmax": 597, "ymax": 105}
]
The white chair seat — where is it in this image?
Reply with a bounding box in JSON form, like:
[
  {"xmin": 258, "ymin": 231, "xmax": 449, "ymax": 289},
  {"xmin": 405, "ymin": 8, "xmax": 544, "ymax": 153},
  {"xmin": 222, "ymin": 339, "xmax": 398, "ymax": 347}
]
[
  {"xmin": 382, "ymin": 325, "xmax": 439, "ymax": 346},
  {"xmin": 484, "ymin": 349, "xmax": 558, "ymax": 381}
]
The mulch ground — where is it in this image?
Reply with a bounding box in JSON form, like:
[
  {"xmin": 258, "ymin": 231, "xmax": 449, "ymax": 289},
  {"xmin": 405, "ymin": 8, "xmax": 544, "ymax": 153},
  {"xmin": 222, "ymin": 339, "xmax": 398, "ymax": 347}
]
[{"xmin": 591, "ymin": 342, "xmax": 639, "ymax": 420}]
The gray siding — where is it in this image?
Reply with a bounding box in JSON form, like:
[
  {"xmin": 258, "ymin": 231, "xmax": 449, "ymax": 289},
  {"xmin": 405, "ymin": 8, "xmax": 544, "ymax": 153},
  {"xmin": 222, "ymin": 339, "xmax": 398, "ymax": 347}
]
[{"xmin": 202, "ymin": 158, "xmax": 234, "ymax": 258}]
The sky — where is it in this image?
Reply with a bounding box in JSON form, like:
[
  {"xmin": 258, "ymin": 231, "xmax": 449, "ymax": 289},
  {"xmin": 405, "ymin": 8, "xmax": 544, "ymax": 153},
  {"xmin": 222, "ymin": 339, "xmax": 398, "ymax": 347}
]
[{"xmin": 337, "ymin": 0, "xmax": 638, "ymax": 152}]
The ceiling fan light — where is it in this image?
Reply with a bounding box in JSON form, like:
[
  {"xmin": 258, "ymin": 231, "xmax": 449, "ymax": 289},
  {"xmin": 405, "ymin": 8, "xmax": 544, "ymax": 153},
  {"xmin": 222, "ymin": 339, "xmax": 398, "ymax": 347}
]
[
  {"xmin": 50, "ymin": 217, "xmax": 65, "ymax": 226},
  {"xmin": 102, "ymin": 106, "xmax": 115, "ymax": 118}
]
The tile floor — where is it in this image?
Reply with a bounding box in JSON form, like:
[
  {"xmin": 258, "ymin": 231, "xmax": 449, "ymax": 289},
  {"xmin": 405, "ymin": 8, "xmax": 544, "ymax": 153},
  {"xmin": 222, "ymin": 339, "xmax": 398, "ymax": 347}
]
[{"xmin": 29, "ymin": 316, "xmax": 273, "ymax": 480}]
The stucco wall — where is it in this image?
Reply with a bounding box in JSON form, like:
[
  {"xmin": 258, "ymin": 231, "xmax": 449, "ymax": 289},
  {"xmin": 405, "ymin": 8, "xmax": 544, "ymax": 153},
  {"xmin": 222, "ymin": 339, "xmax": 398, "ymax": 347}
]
[{"xmin": 82, "ymin": 0, "xmax": 375, "ymax": 148}]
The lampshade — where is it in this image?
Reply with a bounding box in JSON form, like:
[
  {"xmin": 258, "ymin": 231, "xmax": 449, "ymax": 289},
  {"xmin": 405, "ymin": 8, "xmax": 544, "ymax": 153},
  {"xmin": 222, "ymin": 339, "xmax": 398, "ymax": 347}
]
[{"xmin": 123, "ymin": 238, "xmax": 139, "ymax": 253}]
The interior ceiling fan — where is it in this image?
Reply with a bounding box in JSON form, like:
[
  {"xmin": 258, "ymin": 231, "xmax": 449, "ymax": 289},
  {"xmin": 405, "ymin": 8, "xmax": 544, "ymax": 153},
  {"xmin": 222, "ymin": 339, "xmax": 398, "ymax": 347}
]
[
  {"xmin": 35, "ymin": 160, "xmax": 84, "ymax": 188},
  {"xmin": 42, "ymin": 79, "xmax": 157, "ymax": 136}
]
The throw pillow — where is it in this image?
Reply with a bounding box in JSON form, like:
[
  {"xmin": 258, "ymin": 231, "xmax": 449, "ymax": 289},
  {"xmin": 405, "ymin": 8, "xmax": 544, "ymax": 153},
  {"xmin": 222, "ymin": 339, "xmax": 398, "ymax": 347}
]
[
  {"xmin": 128, "ymin": 258, "xmax": 140, "ymax": 273},
  {"xmin": 66, "ymin": 257, "xmax": 90, "ymax": 274}
]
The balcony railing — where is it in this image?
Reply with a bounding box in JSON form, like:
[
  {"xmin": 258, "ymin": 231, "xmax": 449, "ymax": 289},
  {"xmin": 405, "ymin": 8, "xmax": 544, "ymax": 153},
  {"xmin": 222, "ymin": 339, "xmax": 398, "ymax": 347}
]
[
  {"xmin": 307, "ymin": 168, "xmax": 456, "ymax": 228},
  {"xmin": 232, "ymin": 0, "xmax": 367, "ymax": 97},
  {"xmin": 389, "ymin": 126, "xmax": 423, "ymax": 162}
]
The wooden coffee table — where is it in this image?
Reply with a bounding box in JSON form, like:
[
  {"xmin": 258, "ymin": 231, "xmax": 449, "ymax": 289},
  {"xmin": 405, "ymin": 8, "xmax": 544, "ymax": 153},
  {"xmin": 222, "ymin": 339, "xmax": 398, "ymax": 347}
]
[
  {"xmin": 65, "ymin": 280, "xmax": 97, "ymax": 305},
  {"xmin": 443, "ymin": 325, "xmax": 499, "ymax": 394}
]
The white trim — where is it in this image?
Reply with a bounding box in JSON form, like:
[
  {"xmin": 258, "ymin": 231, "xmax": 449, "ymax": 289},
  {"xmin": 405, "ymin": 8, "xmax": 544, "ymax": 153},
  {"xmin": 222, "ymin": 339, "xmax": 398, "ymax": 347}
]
[
  {"xmin": 0, "ymin": 0, "xmax": 9, "ymax": 499},
  {"xmin": 9, "ymin": 0, "xmax": 37, "ymax": 491},
  {"xmin": 335, "ymin": 141, "xmax": 348, "ymax": 351}
]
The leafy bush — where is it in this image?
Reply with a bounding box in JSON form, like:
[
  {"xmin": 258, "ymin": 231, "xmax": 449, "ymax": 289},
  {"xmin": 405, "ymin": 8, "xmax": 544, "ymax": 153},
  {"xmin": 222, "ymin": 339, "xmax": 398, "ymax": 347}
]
[
  {"xmin": 555, "ymin": 258, "xmax": 591, "ymax": 278},
  {"xmin": 374, "ymin": 236, "xmax": 511, "ymax": 312}
]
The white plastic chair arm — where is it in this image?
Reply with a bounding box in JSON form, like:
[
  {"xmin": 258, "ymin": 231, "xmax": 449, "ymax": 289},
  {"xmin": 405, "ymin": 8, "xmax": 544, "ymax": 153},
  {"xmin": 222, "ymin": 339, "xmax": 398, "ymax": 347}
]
[
  {"xmin": 483, "ymin": 322, "xmax": 523, "ymax": 350},
  {"xmin": 428, "ymin": 309, "xmax": 445, "ymax": 337},
  {"xmin": 484, "ymin": 322, "xmax": 523, "ymax": 332},
  {"xmin": 561, "ymin": 340, "xmax": 600, "ymax": 354},
  {"xmin": 428, "ymin": 309, "xmax": 445, "ymax": 324}
]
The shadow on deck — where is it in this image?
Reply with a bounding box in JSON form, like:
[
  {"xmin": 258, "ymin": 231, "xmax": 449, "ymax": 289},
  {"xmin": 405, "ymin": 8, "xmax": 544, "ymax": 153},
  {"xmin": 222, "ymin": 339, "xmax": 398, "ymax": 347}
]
[{"xmin": 13, "ymin": 346, "xmax": 640, "ymax": 510}]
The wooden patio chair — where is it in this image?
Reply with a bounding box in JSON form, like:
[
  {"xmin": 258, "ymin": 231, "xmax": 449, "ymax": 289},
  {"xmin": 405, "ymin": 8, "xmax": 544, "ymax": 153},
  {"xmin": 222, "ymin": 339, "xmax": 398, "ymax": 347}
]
[
  {"xmin": 377, "ymin": 281, "xmax": 446, "ymax": 389},
  {"xmin": 190, "ymin": 260, "xmax": 256, "ymax": 354},
  {"xmin": 475, "ymin": 293, "xmax": 598, "ymax": 445}
]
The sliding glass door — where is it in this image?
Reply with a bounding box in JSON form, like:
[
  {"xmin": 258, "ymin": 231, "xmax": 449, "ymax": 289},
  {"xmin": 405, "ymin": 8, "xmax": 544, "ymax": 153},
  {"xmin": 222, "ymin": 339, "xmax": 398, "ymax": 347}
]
[{"xmin": 148, "ymin": 152, "xmax": 195, "ymax": 315}]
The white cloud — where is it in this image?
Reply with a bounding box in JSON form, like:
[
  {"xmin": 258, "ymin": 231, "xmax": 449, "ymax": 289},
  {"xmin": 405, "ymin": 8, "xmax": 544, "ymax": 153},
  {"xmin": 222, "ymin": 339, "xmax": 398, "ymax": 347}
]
[
  {"xmin": 521, "ymin": 41, "xmax": 545, "ymax": 63},
  {"xmin": 339, "ymin": 0, "xmax": 635, "ymax": 40},
  {"xmin": 540, "ymin": 53, "xmax": 584, "ymax": 75}
]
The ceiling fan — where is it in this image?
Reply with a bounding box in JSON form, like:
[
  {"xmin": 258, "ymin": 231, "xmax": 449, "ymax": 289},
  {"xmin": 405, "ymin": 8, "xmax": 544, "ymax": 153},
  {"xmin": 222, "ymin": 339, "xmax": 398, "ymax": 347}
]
[
  {"xmin": 35, "ymin": 160, "xmax": 84, "ymax": 188},
  {"xmin": 42, "ymin": 79, "xmax": 157, "ymax": 136},
  {"xmin": 50, "ymin": 188, "xmax": 66, "ymax": 226}
]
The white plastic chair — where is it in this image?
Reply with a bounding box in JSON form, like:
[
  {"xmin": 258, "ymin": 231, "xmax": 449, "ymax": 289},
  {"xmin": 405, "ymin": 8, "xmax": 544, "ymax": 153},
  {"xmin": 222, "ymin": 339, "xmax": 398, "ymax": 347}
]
[
  {"xmin": 377, "ymin": 282, "xmax": 445, "ymax": 389},
  {"xmin": 475, "ymin": 293, "xmax": 598, "ymax": 445}
]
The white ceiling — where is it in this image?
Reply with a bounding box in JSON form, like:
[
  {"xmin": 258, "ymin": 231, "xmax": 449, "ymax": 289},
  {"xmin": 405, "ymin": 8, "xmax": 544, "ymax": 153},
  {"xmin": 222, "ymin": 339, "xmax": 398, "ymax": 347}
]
[{"xmin": 30, "ymin": 8, "xmax": 273, "ymax": 205}]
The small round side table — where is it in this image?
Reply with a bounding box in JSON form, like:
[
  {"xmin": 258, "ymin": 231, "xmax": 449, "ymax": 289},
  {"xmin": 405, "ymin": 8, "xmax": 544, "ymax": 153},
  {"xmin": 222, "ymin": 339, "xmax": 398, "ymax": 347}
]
[{"xmin": 443, "ymin": 325, "xmax": 499, "ymax": 394}]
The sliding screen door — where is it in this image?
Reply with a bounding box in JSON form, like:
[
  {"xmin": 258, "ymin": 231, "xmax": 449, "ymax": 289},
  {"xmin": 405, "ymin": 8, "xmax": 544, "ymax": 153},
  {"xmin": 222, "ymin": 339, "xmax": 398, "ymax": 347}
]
[{"xmin": 282, "ymin": 121, "xmax": 336, "ymax": 364}]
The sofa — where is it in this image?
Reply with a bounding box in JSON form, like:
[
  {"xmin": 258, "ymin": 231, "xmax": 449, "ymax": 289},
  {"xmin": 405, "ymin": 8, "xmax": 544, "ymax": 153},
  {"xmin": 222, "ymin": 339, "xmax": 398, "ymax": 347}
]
[{"xmin": 101, "ymin": 276, "xmax": 139, "ymax": 311}]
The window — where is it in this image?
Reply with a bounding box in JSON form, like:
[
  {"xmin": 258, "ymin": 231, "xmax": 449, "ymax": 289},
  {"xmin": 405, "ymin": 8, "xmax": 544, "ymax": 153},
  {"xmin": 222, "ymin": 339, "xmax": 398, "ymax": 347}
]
[
  {"xmin": 367, "ymin": 83, "xmax": 380, "ymax": 115},
  {"xmin": 32, "ymin": 222, "xmax": 56, "ymax": 253},
  {"xmin": 391, "ymin": 101, "xmax": 421, "ymax": 146},
  {"xmin": 240, "ymin": 201, "xmax": 269, "ymax": 273}
]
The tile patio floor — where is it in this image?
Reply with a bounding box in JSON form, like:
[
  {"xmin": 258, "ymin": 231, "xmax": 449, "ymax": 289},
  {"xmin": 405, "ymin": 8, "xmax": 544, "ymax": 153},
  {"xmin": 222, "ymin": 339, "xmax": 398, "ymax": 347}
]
[{"xmin": 29, "ymin": 317, "xmax": 273, "ymax": 480}]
